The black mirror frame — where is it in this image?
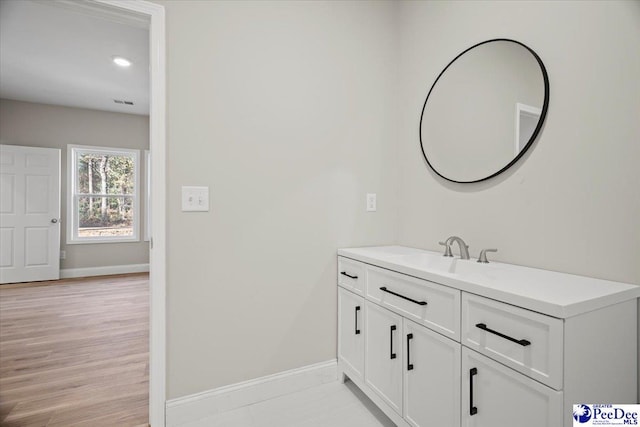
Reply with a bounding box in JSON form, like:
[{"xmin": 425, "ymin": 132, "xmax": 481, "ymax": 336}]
[{"xmin": 419, "ymin": 38, "xmax": 550, "ymax": 184}]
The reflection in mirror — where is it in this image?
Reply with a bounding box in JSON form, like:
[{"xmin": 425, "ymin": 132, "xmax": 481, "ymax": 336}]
[
  {"xmin": 515, "ymin": 103, "xmax": 541, "ymax": 155},
  {"xmin": 420, "ymin": 39, "xmax": 549, "ymax": 183}
]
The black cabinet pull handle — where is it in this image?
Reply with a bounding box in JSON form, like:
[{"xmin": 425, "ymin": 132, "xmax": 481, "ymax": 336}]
[
  {"xmin": 355, "ymin": 306, "xmax": 361, "ymax": 335},
  {"xmin": 470, "ymin": 367, "xmax": 478, "ymax": 416},
  {"xmin": 390, "ymin": 325, "xmax": 397, "ymax": 359},
  {"xmin": 475, "ymin": 323, "xmax": 531, "ymax": 347},
  {"xmin": 379, "ymin": 286, "xmax": 427, "ymax": 306},
  {"xmin": 407, "ymin": 333, "xmax": 414, "ymax": 371},
  {"xmin": 340, "ymin": 271, "xmax": 358, "ymax": 279}
]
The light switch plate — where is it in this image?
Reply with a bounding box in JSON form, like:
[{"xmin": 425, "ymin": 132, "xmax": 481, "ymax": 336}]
[
  {"xmin": 366, "ymin": 193, "xmax": 377, "ymax": 212},
  {"xmin": 182, "ymin": 186, "xmax": 209, "ymax": 212}
]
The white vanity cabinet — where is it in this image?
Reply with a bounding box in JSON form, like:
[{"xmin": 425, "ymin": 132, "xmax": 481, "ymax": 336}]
[
  {"xmin": 363, "ymin": 300, "xmax": 462, "ymax": 426},
  {"xmin": 367, "ymin": 265, "xmax": 460, "ymax": 340},
  {"xmin": 365, "ymin": 301, "xmax": 403, "ymax": 414},
  {"xmin": 460, "ymin": 294, "xmax": 638, "ymax": 427},
  {"xmin": 404, "ymin": 318, "xmax": 460, "ymax": 427},
  {"xmin": 462, "ymin": 292, "xmax": 563, "ymax": 390},
  {"xmin": 461, "ymin": 347, "xmax": 563, "ymax": 427},
  {"xmin": 338, "ymin": 257, "xmax": 365, "ymax": 295},
  {"xmin": 337, "ymin": 247, "xmax": 640, "ymax": 427},
  {"xmin": 338, "ymin": 257, "xmax": 462, "ymax": 427},
  {"xmin": 338, "ymin": 287, "xmax": 365, "ymax": 380}
]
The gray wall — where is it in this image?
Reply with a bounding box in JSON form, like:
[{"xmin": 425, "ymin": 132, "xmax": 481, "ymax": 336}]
[
  {"xmin": 157, "ymin": 0, "xmax": 398, "ymax": 399},
  {"xmin": 396, "ymin": 0, "xmax": 640, "ymax": 399},
  {"xmin": 397, "ymin": 0, "xmax": 639, "ymax": 290},
  {"xmin": 0, "ymin": 99, "xmax": 149, "ymax": 270},
  {"xmin": 154, "ymin": 0, "xmax": 639, "ymax": 402}
]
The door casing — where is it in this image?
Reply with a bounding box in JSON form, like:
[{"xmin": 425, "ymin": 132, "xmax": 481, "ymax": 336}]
[{"xmin": 91, "ymin": 1, "xmax": 167, "ymax": 426}]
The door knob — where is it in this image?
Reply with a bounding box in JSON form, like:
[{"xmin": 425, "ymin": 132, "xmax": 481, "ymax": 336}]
[{"xmin": 51, "ymin": 218, "xmax": 58, "ymax": 224}]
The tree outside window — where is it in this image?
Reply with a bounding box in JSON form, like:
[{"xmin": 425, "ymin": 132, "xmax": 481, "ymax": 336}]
[{"xmin": 68, "ymin": 145, "xmax": 140, "ymax": 243}]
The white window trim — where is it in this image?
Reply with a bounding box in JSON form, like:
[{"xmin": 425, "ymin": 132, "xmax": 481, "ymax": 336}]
[{"xmin": 67, "ymin": 144, "xmax": 141, "ymax": 244}]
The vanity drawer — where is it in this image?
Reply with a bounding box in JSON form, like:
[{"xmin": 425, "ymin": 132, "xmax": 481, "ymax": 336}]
[
  {"xmin": 338, "ymin": 257, "xmax": 365, "ymax": 295},
  {"xmin": 462, "ymin": 293, "xmax": 563, "ymax": 390},
  {"xmin": 367, "ymin": 265, "xmax": 460, "ymax": 340}
]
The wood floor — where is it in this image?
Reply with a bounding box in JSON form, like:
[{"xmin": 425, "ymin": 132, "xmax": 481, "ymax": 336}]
[{"xmin": 0, "ymin": 274, "xmax": 149, "ymax": 427}]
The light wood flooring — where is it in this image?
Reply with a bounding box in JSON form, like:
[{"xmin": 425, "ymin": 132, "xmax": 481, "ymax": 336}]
[{"xmin": 0, "ymin": 274, "xmax": 149, "ymax": 427}]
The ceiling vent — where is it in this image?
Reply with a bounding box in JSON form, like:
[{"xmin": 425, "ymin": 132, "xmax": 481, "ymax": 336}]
[{"xmin": 113, "ymin": 99, "xmax": 134, "ymax": 105}]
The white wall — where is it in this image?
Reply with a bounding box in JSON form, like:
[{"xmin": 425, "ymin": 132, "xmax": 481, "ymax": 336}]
[
  {"xmin": 396, "ymin": 0, "xmax": 640, "ymax": 399},
  {"xmin": 156, "ymin": 0, "xmax": 398, "ymax": 399},
  {"xmin": 397, "ymin": 0, "xmax": 639, "ymax": 283},
  {"xmin": 155, "ymin": 0, "xmax": 639, "ymax": 402},
  {"xmin": 0, "ymin": 99, "xmax": 150, "ymax": 270}
]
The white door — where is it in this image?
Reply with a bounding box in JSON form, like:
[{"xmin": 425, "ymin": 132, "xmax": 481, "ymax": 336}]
[
  {"xmin": 365, "ymin": 301, "xmax": 403, "ymax": 415},
  {"xmin": 338, "ymin": 288, "xmax": 365, "ymax": 380},
  {"xmin": 404, "ymin": 319, "xmax": 460, "ymax": 427},
  {"xmin": 461, "ymin": 347, "xmax": 562, "ymax": 427},
  {"xmin": 1, "ymin": 145, "xmax": 61, "ymax": 283}
]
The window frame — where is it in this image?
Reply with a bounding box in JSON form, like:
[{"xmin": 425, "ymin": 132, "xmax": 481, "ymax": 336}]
[{"xmin": 67, "ymin": 144, "xmax": 140, "ymax": 244}]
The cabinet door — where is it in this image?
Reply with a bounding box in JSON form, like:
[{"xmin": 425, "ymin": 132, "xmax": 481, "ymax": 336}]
[
  {"xmin": 404, "ymin": 319, "xmax": 460, "ymax": 427},
  {"xmin": 365, "ymin": 301, "xmax": 403, "ymax": 415},
  {"xmin": 338, "ymin": 288, "xmax": 365, "ymax": 380},
  {"xmin": 461, "ymin": 347, "xmax": 562, "ymax": 427}
]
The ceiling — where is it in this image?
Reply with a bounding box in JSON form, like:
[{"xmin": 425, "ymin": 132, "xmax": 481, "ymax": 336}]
[{"xmin": 0, "ymin": 0, "xmax": 150, "ymax": 115}]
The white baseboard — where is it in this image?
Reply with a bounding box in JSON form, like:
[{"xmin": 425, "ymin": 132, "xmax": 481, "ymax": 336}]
[
  {"xmin": 60, "ymin": 263, "xmax": 149, "ymax": 279},
  {"xmin": 166, "ymin": 359, "xmax": 338, "ymax": 427}
]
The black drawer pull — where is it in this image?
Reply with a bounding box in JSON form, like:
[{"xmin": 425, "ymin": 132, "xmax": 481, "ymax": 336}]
[
  {"xmin": 355, "ymin": 306, "xmax": 361, "ymax": 335},
  {"xmin": 407, "ymin": 333, "xmax": 414, "ymax": 371},
  {"xmin": 470, "ymin": 367, "xmax": 478, "ymax": 416},
  {"xmin": 475, "ymin": 323, "xmax": 531, "ymax": 347},
  {"xmin": 380, "ymin": 287, "xmax": 427, "ymax": 306},
  {"xmin": 340, "ymin": 271, "xmax": 358, "ymax": 280},
  {"xmin": 390, "ymin": 325, "xmax": 397, "ymax": 359}
]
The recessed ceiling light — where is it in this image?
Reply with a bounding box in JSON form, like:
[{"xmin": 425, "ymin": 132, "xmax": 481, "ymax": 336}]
[{"xmin": 113, "ymin": 56, "xmax": 132, "ymax": 67}]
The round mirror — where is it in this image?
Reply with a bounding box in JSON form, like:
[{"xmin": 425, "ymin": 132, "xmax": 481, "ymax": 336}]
[{"xmin": 419, "ymin": 39, "xmax": 549, "ymax": 183}]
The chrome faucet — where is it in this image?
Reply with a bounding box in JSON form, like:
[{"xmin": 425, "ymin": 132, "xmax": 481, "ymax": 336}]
[
  {"xmin": 438, "ymin": 241, "xmax": 453, "ymax": 257},
  {"xmin": 477, "ymin": 248, "xmax": 497, "ymax": 263},
  {"xmin": 440, "ymin": 236, "xmax": 470, "ymax": 260}
]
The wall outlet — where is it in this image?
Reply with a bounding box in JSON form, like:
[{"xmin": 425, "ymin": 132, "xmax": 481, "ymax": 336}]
[
  {"xmin": 60, "ymin": 250, "xmax": 66, "ymax": 260},
  {"xmin": 181, "ymin": 186, "xmax": 210, "ymax": 212},
  {"xmin": 366, "ymin": 193, "xmax": 377, "ymax": 212}
]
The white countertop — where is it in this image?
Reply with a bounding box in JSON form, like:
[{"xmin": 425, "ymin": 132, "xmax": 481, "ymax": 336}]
[{"xmin": 338, "ymin": 246, "xmax": 640, "ymax": 318}]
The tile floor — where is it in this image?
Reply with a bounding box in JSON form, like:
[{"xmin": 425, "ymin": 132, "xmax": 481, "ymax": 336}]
[{"xmin": 181, "ymin": 380, "xmax": 396, "ymax": 427}]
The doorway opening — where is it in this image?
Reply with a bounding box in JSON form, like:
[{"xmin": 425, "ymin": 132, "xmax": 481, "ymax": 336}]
[{"xmin": 0, "ymin": 0, "xmax": 166, "ymax": 427}]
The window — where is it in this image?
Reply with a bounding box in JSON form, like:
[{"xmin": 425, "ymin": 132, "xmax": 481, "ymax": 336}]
[{"xmin": 67, "ymin": 145, "xmax": 140, "ymax": 243}]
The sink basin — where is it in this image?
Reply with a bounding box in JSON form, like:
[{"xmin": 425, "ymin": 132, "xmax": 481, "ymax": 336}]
[
  {"xmin": 389, "ymin": 252, "xmax": 458, "ymax": 273},
  {"xmin": 388, "ymin": 251, "xmax": 491, "ymax": 277}
]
